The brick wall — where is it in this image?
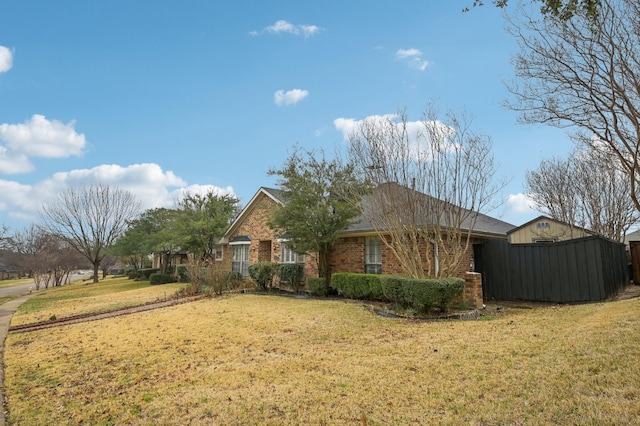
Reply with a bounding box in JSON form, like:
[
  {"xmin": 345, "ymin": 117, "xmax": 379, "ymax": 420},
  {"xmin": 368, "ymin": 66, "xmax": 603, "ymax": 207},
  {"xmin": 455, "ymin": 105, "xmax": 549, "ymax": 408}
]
[
  {"xmin": 224, "ymin": 192, "xmax": 318, "ymax": 279},
  {"xmin": 328, "ymin": 233, "xmax": 484, "ymax": 306},
  {"xmin": 455, "ymin": 272, "xmax": 483, "ymax": 309}
]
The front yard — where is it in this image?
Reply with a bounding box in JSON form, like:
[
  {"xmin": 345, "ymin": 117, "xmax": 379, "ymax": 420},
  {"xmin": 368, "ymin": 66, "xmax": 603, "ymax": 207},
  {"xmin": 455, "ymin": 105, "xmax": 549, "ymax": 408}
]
[{"xmin": 4, "ymin": 292, "xmax": 640, "ymax": 425}]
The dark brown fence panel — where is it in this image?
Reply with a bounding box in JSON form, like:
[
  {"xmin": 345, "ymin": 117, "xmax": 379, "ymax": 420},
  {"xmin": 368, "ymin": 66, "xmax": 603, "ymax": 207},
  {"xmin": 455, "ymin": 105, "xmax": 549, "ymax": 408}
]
[{"xmin": 474, "ymin": 236, "xmax": 628, "ymax": 303}]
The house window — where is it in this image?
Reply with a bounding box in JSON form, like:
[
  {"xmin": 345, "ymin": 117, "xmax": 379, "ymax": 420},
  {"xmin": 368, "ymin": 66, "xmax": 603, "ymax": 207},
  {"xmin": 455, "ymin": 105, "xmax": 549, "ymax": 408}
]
[
  {"xmin": 365, "ymin": 236, "xmax": 382, "ymax": 274},
  {"xmin": 281, "ymin": 244, "xmax": 304, "ymax": 264},
  {"xmin": 214, "ymin": 244, "xmax": 223, "ymax": 261},
  {"xmin": 232, "ymin": 244, "xmax": 250, "ymax": 277}
]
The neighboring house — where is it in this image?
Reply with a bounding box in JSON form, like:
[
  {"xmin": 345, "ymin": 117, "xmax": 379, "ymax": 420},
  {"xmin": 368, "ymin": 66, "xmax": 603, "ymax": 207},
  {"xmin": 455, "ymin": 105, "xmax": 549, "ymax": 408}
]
[
  {"xmin": 221, "ymin": 185, "xmax": 514, "ymax": 281},
  {"xmin": 507, "ymin": 215, "xmax": 594, "ymax": 244},
  {"xmin": 0, "ymin": 261, "xmax": 20, "ymax": 280},
  {"xmin": 624, "ymin": 228, "xmax": 640, "ymax": 248},
  {"xmin": 152, "ymin": 250, "xmax": 189, "ymax": 272}
]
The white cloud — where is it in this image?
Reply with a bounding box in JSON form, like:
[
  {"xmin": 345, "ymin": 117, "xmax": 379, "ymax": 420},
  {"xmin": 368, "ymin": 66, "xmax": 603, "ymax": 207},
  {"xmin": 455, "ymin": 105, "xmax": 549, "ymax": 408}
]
[
  {"xmin": 334, "ymin": 114, "xmax": 426, "ymax": 142},
  {"xmin": 0, "ymin": 163, "xmax": 235, "ymax": 226},
  {"xmin": 505, "ymin": 193, "xmax": 535, "ymax": 214},
  {"xmin": 274, "ymin": 89, "xmax": 309, "ymax": 106},
  {"xmin": 334, "ymin": 114, "xmax": 457, "ymax": 161},
  {"xmin": 0, "ymin": 114, "xmax": 87, "ymax": 158},
  {"xmin": 396, "ymin": 48, "xmax": 421, "ymax": 59},
  {"xmin": 0, "ymin": 46, "xmax": 13, "ymax": 73},
  {"xmin": 396, "ymin": 48, "xmax": 428, "ymax": 71},
  {"xmin": 0, "ymin": 146, "xmax": 34, "ymax": 174},
  {"xmin": 253, "ymin": 20, "xmax": 322, "ymax": 37}
]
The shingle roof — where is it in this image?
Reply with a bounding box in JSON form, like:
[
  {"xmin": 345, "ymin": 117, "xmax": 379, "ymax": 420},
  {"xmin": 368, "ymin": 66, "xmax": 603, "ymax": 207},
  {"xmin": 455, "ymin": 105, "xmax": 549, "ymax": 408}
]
[
  {"xmin": 342, "ymin": 182, "xmax": 515, "ymax": 237},
  {"xmin": 226, "ymin": 183, "xmax": 515, "ymax": 240}
]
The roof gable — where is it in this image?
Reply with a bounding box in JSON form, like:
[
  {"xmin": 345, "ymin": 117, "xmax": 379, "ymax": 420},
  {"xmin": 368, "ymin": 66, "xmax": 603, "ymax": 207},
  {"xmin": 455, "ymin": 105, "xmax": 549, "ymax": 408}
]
[
  {"xmin": 507, "ymin": 215, "xmax": 595, "ymax": 236},
  {"xmin": 223, "ymin": 187, "xmax": 283, "ymax": 239}
]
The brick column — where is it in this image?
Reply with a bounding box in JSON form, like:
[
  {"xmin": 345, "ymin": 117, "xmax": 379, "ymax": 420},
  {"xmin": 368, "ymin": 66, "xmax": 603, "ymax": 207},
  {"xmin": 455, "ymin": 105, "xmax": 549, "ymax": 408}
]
[{"xmin": 463, "ymin": 272, "xmax": 483, "ymax": 309}]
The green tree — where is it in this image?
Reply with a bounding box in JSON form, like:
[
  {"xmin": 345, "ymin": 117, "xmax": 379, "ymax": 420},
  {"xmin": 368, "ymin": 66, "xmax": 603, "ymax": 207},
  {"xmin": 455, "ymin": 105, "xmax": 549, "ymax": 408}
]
[
  {"xmin": 111, "ymin": 207, "xmax": 179, "ymax": 271},
  {"xmin": 175, "ymin": 191, "xmax": 239, "ymax": 261},
  {"xmin": 465, "ymin": 0, "xmax": 601, "ymax": 20},
  {"xmin": 268, "ymin": 147, "xmax": 367, "ymax": 283}
]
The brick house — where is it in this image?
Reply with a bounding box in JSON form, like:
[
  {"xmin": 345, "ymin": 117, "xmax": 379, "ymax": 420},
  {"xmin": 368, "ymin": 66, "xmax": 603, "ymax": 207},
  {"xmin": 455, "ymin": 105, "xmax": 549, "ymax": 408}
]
[
  {"xmin": 219, "ymin": 187, "xmax": 319, "ymax": 280},
  {"xmin": 220, "ymin": 185, "xmax": 515, "ymax": 306}
]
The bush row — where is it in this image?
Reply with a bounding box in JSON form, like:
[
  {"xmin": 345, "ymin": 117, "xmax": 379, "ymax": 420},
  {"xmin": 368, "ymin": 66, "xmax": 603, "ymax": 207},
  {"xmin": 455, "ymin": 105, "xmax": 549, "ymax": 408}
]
[{"xmin": 331, "ymin": 273, "xmax": 464, "ymax": 313}]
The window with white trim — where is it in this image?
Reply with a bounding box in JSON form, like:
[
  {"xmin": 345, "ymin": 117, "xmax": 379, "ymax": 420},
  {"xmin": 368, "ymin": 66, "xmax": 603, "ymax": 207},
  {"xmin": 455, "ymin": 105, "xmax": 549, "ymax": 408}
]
[
  {"xmin": 281, "ymin": 244, "xmax": 305, "ymax": 264},
  {"xmin": 214, "ymin": 244, "xmax": 223, "ymax": 261},
  {"xmin": 365, "ymin": 236, "xmax": 382, "ymax": 274},
  {"xmin": 232, "ymin": 244, "xmax": 250, "ymax": 277}
]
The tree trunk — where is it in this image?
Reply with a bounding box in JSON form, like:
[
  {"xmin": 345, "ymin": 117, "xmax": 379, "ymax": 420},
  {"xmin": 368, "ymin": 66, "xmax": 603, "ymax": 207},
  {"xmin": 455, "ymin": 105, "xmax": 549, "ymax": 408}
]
[
  {"xmin": 318, "ymin": 244, "xmax": 331, "ymax": 287},
  {"xmin": 92, "ymin": 262, "xmax": 99, "ymax": 283}
]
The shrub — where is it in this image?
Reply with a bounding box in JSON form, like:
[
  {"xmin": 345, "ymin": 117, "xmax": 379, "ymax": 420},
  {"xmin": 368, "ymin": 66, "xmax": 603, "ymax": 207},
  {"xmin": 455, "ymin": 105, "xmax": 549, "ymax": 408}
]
[
  {"xmin": 184, "ymin": 261, "xmax": 234, "ymax": 295},
  {"xmin": 278, "ymin": 263, "xmax": 304, "ymax": 293},
  {"xmin": 138, "ymin": 268, "xmax": 160, "ymax": 280},
  {"xmin": 228, "ymin": 271, "xmax": 244, "ymax": 282},
  {"xmin": 127, "ymin": 270, "xmax": 140, "ymax": 280},
  {"xmin": 331, "ymin": 273, "xmax": 382, "ymax": 300},
  {"xmin": 379, "ymin": 276, "xmax": 406, "ymax": 305},
  {"xmin": 203, "ymin": 266, "xmax": 232, "ymax": 295},
  {"xmin": 248, "ymin": 262, "xmax": 278, "ymax": 291},
  {"xmin": 306, "ymin": 277, "xmax": 329, "ymax": 297},
  {"xmin": 176, "ymin": 265, "xmax": 188, "ymax": 282},
  {"xmin": 439, "ymin": 278, "xmax": 465, "ymax": 312},
  {"xmin": 332, "ymin": 273, "xmax": 465, "ymax": 313},
  {"xmin": 149, "ymin": 273, "xmax": 174, "ymax": 285},
  {"xmin": 331, "ymin": 273, "xmax": 348, "ymax": 296},
  {"xmin": 404, "ymin": 278, "xmax": 440, "ymax": 312}
]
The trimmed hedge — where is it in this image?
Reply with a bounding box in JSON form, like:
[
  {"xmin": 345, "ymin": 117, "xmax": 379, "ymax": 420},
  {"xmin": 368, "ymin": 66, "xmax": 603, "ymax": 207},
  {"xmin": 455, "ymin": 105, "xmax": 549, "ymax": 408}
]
[
  {"xmin": 149, "ymin": 273, "xmax": 174, "ymax": 285},
  {"xmin": 331, "ymin": 273, "xmax": 383, "ymax": 300},
  {"xmin": 306, "ymin": 277, "xmax": 329, "ymax": 297},
  {"xmin": 332, "ymin": 272, "xmax": 464, "ymax": 313}
]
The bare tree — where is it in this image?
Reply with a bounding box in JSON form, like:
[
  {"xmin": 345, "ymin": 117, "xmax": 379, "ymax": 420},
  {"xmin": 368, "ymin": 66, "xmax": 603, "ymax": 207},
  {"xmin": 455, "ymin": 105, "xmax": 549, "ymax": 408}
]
[
  {"xmin": 0, "ymin": 223, "xmax": 8, "ymax": 250},
  {"xmin": 347, "ymin": 107, "xmax": 505, "ymax": 278},
  {"xmin": 40, "ymin": 184, "xmax": 141, "ymax": 283},
  {"xmin": 6, "ymin": 226, "xmax": 82, "ymax": 289},
  {"xmin": 526, "ymin": 145, "xmax": 639, "ymax": 241},
  {"xmin": 100, "ymin": 255, "xmax": 119, "ymax": 279},
  {"xmin": 506, "ymin": 0, "xmax": 640, "ymax": 212}
]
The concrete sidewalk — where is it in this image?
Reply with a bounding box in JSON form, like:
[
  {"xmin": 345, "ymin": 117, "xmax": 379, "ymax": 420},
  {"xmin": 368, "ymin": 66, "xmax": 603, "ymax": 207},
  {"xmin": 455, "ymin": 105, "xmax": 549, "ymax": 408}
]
[{"xmin": 0, "ymin": 294, "xmax": 37, "ymax": 426}]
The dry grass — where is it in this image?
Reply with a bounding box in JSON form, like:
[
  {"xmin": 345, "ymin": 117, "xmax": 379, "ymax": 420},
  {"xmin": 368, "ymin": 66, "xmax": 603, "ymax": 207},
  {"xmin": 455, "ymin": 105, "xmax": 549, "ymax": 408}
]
[
  {"xmin": 4, "ymin": 294, "xmax": 640, "ymax": 425},
  {"xmin": 10, "ymin": 277, "xmax": 188, "ymax": 326}
]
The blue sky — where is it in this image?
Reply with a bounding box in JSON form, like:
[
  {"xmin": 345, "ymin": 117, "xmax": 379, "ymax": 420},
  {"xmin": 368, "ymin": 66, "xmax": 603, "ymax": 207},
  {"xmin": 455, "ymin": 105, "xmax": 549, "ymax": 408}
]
[{"xmin": 0, "ymin": 0, "xmax": 574, "ymax": 231}]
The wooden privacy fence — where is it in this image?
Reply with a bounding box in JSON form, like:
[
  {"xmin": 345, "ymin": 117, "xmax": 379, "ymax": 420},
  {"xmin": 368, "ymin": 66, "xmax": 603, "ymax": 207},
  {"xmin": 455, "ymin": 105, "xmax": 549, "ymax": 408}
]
[{"xmin": 474, "ymin": 236, "xmax": 628, "ymax": 303}]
